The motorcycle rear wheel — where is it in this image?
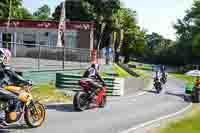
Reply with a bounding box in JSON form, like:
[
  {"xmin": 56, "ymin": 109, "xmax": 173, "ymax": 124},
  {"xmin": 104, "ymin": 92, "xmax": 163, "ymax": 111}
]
[{"xmin": 74, "ymin": 92, "xmax": 89, "ymax": 111}]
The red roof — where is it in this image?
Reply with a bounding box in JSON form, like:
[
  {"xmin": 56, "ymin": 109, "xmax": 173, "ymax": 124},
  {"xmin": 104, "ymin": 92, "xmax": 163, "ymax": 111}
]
[{"xmin": 0, "ymin": 19, "xmax": 95, "ymax": 30}]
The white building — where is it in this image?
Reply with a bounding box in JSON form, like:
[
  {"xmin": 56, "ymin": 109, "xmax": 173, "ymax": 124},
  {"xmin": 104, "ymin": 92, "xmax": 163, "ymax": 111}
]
[{"xmin": 0, "ymin": 19, "xmax": 94, "ymax": 56}]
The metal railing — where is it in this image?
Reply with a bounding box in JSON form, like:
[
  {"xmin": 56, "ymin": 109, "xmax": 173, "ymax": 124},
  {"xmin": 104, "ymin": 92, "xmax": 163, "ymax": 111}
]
[{"xmin": 0, "ymin": 41, "xmax": 92, "ymax": 71}]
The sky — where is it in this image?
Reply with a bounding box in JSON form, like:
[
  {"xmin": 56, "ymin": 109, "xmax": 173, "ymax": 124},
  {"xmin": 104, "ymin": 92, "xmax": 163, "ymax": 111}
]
[{"xmin": 22, "ymin": 0, "xmax": 194, "ymax": 40}]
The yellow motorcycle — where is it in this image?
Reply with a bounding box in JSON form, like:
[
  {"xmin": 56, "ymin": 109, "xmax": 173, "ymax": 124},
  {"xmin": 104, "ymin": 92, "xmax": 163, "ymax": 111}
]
[{"xmin": 0, "ymin": 83, "xmax": 46, "ymax": 128}]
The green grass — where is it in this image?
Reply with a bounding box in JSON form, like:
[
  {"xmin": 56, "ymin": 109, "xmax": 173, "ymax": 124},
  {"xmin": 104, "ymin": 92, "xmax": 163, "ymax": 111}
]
[
  {"xmin": 136, "ymin": 65, "xmax": 153, "ymax": 71},
  {"xmin": 32, "ymin": 83, "xmax": 71, "ymax": 103},
  {"xmin": 128, "ymin": 61, "xmax": 153, "ymax": 76},
  {"xmin": 112, "ymin": 64, "xmax": 131, "ymax": 77},
  {"xmin": 170, "ymin": 72, "xmax": 195, "ymax": 84},
  {"xmin": 129, "ymin": 62, "xmax": 152, "ymax": 78},
  {"xmin": 132, "ymin": 68, "xmax": 149, "ymax": 78},
  {"xmin": 128, "ymin": 61, "xmax": 153, "ymax": 78},
  {"xmin": 160, "ymin": 105, "xmax": 200, "ymax": 133},
  {"xmin": 157, "ymin": 72, "xmax": 200, "ymax": 133}
]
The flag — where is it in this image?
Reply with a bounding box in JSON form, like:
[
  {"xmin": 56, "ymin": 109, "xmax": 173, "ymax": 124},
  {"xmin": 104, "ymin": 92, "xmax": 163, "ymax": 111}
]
[{"xmin": 57, "ymin": 1, "xmax": 66, "ymax": 47}]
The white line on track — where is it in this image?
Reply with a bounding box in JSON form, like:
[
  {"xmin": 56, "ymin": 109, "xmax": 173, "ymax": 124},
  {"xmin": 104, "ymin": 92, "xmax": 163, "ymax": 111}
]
[{"xmin": 120, "ymin": 103, "xmax": 192, "ymax": 133}]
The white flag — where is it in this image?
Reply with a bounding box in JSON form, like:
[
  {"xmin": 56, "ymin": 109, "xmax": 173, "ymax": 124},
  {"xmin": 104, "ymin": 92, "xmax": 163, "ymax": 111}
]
[{"xmin": 57, "ymin": 1, "xmax": 66, "ymax": 47}]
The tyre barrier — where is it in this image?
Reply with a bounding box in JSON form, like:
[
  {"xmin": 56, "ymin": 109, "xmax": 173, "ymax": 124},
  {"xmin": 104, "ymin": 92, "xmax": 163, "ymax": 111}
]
[{"xmin": 56, "ymin": 73, "xmax": 125, "ymax": 96}]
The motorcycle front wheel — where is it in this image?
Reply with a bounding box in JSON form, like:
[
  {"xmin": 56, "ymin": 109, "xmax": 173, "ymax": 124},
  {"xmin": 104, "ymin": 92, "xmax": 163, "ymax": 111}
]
[
  {"xmin": 155, "ymin": 83, "xmax": 162, "ymax": 93},
  {"xmin": 24, "ymin": 101, "xmax": 46, "ymax": 128}
]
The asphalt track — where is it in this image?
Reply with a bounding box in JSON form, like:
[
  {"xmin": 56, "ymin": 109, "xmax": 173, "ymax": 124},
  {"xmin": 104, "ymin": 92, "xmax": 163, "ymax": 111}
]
[{"xmin": 1, "ymin": 76, "xmax": 191, "ymax": 133}]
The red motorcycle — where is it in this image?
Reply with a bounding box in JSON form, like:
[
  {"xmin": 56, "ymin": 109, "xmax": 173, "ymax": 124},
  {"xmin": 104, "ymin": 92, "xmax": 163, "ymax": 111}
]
[{"xmin": 73, "ymin": 79, "xmax": 107, "ymax": 111}]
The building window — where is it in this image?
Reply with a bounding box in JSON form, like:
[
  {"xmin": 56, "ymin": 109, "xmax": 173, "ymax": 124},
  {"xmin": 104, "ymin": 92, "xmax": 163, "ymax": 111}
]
[
  {"xmin": 66, "ymin": 31, "xmax": 77, "ymax": 49},
  {"xmin": 49, "ymin": 32, "xmax": 57, "ymax": 47},
  {"xmin": 16, "ymin": 32, "xmax": 24, "ymax": 45},
  {"xmin": 39, "ymin": 32, "xmax": 49, "ymax": 46},
  {"xmin": 23, "ymin": 33, "xmax": 36, "ymax": 46}
]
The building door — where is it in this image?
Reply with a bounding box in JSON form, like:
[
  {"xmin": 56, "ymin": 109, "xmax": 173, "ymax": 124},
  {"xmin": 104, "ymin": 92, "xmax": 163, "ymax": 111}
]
[{"xmin": 2, "ymin": 33, "xmax": 12, "ymax": 50}]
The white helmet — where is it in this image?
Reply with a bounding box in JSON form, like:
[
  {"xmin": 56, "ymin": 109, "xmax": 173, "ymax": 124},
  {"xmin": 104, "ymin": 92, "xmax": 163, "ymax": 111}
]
[{"xmin": 0, "ymin": 48, "xmax": 12, "ymax": 65}]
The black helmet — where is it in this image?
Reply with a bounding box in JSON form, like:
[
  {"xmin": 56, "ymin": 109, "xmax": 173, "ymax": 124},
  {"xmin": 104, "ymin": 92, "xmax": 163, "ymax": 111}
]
[
  {"xmin": 91, "ymin": 64, "xmax": 96, "ymax": 68},
  {"xmin": 91, "ymin": 64, "xmax": 99, "ymax": 70}
]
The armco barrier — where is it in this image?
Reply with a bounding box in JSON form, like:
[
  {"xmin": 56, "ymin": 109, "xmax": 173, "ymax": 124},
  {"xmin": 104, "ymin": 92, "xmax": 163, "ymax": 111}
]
[{"xmin": 56, "ymin": 73, "xmax": 124, "ymax": 96}]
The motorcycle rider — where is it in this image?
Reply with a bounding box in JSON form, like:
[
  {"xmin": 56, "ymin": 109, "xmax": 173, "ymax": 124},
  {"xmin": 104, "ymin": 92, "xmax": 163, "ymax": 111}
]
[
  {"xmin": 153, "ymin": 70, "xmax": 162, "ymax": 91},
  {"xmin": 82, "ymin": 64, "xmax": 105, "ymax": 95},
  {"xmin": 0, "ymin": 48, "xmax": 31, "ymax": 127},
  {"xmin": 160, "ymin": 65, "xmax": 165, "ymax": 73},
  {"xmin": 160, "ymin": 65, "xmax": 167, "ymax": 82},
  {"xmin": 153, "ymin": 70, "xmax": 162, "ymax": 82}
]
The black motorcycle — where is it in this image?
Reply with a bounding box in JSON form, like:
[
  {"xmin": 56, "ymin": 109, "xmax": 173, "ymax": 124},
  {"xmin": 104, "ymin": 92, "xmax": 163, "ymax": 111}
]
[
  {"xmin": 160, "ymin": 73, "xmax": 167, "ymax": 84},
  {"xmin": 154, "ymin": 78, "xmax": 162, "ymax": 93}
]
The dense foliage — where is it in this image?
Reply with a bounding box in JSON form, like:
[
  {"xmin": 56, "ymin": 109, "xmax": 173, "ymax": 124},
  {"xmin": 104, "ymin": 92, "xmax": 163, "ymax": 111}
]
[{"xmin": 2, "ymin": 0, "xmax": 200, "ymax": 65}]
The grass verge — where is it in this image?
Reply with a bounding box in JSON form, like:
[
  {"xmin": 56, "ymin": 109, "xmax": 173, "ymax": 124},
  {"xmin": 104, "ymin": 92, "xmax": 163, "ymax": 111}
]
[
  {"xmin": 128, "ymin": 61, "xmax": 153, "ymax": 78},
  {"xmin": 112, "ymin": 64, "xmax": 131, "ymax": 77},
  {"xmin": 136, "ymin": 65, "xmax": 153, "ymax": 72},
  {"xmin": 148, "ymin": 72, "xmax": 199, "ymax": 133},
  {"xmin": 133, "ymin": 68, "xmax": 149, "ymax": 78},
  {"xmin": 170, "ymin": 72, "xmax": 195, "ymax": 84},
  {"xmin": 159, "ymin": 105, "xmax": 200, "ymax": 133},
  {"xmin": 32, "ymin": 83, "xmax": 71, "ymax": 103}
]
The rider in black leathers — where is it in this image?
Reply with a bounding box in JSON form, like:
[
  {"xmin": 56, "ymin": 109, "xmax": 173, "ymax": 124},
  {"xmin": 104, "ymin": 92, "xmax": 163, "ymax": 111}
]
[
  {"xmin": 160, "ymin": 65, "xmax": 167, "ymax": 83},
  {"xmin": 82, "ymin": 64, "xmax": 105, "ymax": 93},
  {"xmin": 0, "ymin": 48, "xmax": 30, "ymax": 127}
]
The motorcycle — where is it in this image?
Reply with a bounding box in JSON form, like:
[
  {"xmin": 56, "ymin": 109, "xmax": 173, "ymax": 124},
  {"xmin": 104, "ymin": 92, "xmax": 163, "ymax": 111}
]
[
  {"xmin": 0, "ymin": 83, "xmax": 46, "ymax": 128},
  {"xmin": 160, "ymin": 73, "xmax": 167, "ymax": 84},
  {"xmin": 73, "ymin": 79, "xmax": 107, "ymax": 111},
  {"xmin": 154, "ymin": 78, "xmax": 162, "ymax": 93}
]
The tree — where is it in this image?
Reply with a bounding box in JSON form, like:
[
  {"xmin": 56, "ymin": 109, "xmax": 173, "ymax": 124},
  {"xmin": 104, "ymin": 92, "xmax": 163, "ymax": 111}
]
[
  {"xmin": 143, "ymin": 32, "xmax": 176, "ymax": 64},
  {"xmin": 145, "ymin": 33, "xmax": 164, "ymax": 51},
  {"xmin": 15, "ymin": 7, "xmax": 32, "ymax": 19},
  {"xmin": 87, "ymin": 0, "xmax": 121, "ymax": 47},
  {"xmin": 112, "ymin": 8, "xmax": 145, "ymax": 62},
  {"xmin": 33, "ymin": 4, "xmax": 51, "ymax": 20},
  {"xmin": 113, "ymin": 8, "xmax": 137, "ymax": 31},
  {"xmin": 52, "ymin": 0, "xmax": 120, "ymax": 48},
  {"xmin": 52, "ymin": 1, "xmax": 94, "ymax": 21},
  {"xmin": 0, "ymin": 0, "xmax": 22, "ymax": 18},
  {"xmin": 173, "ymin": 0, "xmax": 200, "ymax": 64},
  {"xmin": 85, "ymin": 0, "xmax": 120, "ymax": 22}
]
